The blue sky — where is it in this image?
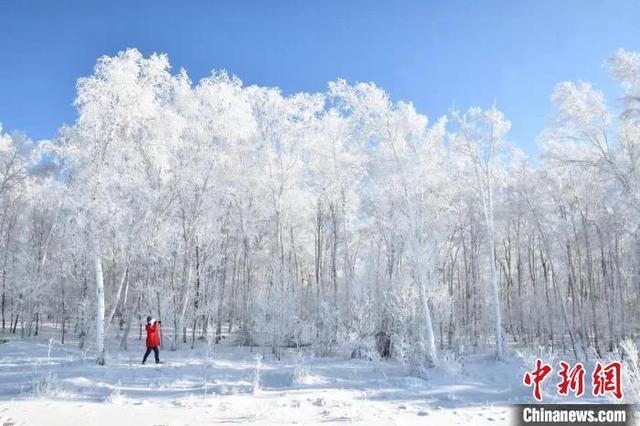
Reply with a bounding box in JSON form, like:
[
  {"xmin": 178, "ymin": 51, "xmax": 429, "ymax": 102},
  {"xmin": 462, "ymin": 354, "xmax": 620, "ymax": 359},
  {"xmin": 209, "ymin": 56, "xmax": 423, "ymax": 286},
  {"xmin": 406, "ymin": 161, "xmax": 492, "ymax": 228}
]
[{"xmin": 1, "ymin": 0, "xmax": 639, "ymax": 154}]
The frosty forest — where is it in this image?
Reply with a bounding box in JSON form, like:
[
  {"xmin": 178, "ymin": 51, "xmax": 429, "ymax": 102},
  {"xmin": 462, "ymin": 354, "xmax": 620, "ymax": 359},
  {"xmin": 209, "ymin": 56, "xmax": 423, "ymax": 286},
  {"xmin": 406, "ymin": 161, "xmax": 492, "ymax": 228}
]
[
  {"xmin": 3, "ymin": 47, "xmax": 640, "ymax": 366},
  {"xmin": 2, "ymin": 46, "xmax": 640, "ymax": 424}
]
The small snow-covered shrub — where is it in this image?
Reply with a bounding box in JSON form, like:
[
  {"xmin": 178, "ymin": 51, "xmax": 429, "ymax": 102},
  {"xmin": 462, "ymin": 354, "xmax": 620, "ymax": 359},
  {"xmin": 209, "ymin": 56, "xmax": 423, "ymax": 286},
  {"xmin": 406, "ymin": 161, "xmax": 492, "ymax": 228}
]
[
  {"xmin": 385, "ymin": 286, "xmax": 433, "ymax": 375},
  {"xmin": 601, "ymin": 338, "xmax": 640, "ymax": 404},
  {"xmin": 235, "ymin": 325, "xmax": 258, "ymax": 347},
  {"xmin": 47, "ymin": 338, "xmax": 55, "ymax": 363},
  {"xmin": 619, "ymin": 338, "xmax": 640, "ymax": 404},
  {"xmin": 435, "ymin": 350, "xmax": 464, "ymax": 377},
  {"xmin": 252, "ymin": 354, "xmax": 262, "ymax": 395},
  {"xmin": 292, "ymin": 352, "xmax": 309, "ymax": 384},
  {"xmin": 293, "ymin": 363, "xmax": 310, "ymax": 384},
  {"xmin": 105, "ymin": 381, "xmax": 125, "ymax": 404},
  {"xmin": 349, "ymin": 342, "xmax": 378, "ymax": 361},
  {"xmin": 244, "ymin": 268, "xmax": 315, "ymax": 358},
  {"xmin": 311, "ymin": 301, "xmax": 340, "ymax": 357},
  {"xmin": 291, "ymin": 353, "xmax": 326, "ymax": 385},
  {"xmin": 393, "ymin": 334, "xmax": 430, "ymax": 377},
  {"xmin": 32, "ymin": 373, "xmax": 68, "ymax": 398},
  {"xmin": 340, "ymin": 295, "xmax": 379, "ymax": 361}
]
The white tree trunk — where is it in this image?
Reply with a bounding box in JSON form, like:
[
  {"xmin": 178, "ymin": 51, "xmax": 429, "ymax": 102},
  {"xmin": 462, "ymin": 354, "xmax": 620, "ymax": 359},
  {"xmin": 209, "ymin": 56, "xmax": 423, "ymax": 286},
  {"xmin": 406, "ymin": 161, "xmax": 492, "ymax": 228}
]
[
  {"xmin": 419, "ymin": 276, "xmax": 438, "ymax": 365},
  {"xmin": 120, "ymin": 291, "xmax": 140, "ymax": 351},
  {"xmin": 95, "ymin": 254, "xmax": 106, "ymax": 365},
  {"xmin": 411, "ymin": 232, "xmax": 438, "ymax": 365},
  {"xmin": 176, "ymin": 284, "xmax": 191, "ymax": 347},
  {"xmin": 487, "ymin": 222, "xmax": 504, "ymax": 359},
  {"xmin": 387, "ymin": 130, "xmax": 439, "ymax": 366},
  {"xmin": 105, "ymin": 264, "xmax": 127, "ymax": 336},
  {"xmin": 482, "ymin": 184, "xmax": 504, "ymax": 360},
  {"xmin": 172, "ymin": 266, "xmax": 192, "ymax": 351}
]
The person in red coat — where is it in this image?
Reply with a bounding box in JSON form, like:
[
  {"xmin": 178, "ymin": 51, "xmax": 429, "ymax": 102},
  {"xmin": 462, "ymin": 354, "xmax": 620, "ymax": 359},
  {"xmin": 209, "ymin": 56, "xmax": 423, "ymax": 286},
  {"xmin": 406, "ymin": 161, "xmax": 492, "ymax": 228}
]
[{"xmin": 142, "ymin": 316, "xmax": 162, "ymax": 364}]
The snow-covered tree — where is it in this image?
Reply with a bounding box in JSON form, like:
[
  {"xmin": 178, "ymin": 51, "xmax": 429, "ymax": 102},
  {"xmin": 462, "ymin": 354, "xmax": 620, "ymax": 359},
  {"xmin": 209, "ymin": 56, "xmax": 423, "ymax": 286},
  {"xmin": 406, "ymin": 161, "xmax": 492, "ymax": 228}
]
[{"xmin": 2, "ymin": 47, "xmax": 640, "ymax": 371}]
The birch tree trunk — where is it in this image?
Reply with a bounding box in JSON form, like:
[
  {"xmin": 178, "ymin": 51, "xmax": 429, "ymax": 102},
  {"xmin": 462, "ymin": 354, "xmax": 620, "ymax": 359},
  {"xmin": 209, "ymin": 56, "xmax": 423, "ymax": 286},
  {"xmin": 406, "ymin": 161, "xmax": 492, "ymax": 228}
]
[
  {"xmin": 172, "ymin": 260, "xmax": 191, "ymax": 351},
  {"xmin": 484, "ymin": 199, "xmax": 504, "ymax": 359},
  {"xmin": 1, "ymin": 212, "xmax": 13, "ymax": 333},
  {"xmin": 418, "ymin": 259, "xmax": 438, "ymax": 365},
  {"xmin": 105, "ymin": 264, "xmax": 128, "ymax": 336},
  {"xmin": 95, "ymin": 254, "xmax": 106, "ymax": 365},
  {"xmin": 387, "ymin": 128, "xmax": 438, "ymax": 365}
]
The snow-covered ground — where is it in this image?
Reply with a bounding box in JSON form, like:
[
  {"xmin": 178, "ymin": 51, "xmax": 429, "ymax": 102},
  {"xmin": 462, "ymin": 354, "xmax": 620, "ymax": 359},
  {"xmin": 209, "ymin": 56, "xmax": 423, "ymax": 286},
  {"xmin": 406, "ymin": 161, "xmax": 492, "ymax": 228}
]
[{"xmin": 0, "ymin": 333, "xmax": 536, "ymax": 425}]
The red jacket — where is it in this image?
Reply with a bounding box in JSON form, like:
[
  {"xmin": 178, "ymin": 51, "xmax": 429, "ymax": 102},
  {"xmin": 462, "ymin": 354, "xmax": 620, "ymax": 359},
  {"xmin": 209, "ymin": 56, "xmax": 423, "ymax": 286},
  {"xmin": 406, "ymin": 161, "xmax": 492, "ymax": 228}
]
[{"xmin": 145, "ymin": 322, "xmax": 161, "ymax": 348}]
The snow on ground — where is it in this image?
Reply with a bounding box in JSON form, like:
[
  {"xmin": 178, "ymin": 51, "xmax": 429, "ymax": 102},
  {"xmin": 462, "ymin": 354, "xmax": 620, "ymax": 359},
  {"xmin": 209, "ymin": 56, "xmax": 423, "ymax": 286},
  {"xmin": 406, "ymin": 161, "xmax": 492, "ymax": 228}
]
[{"xmin": 0, "ymin": 333, "xmax": 532, "ymax": 425}]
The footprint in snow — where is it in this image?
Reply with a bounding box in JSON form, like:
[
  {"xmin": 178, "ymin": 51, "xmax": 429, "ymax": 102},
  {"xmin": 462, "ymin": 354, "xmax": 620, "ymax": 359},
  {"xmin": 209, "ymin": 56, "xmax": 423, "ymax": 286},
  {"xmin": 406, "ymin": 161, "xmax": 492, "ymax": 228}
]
[{"xmin": 312, "ymin": 398, "xmax": 325, "ymax": 407}]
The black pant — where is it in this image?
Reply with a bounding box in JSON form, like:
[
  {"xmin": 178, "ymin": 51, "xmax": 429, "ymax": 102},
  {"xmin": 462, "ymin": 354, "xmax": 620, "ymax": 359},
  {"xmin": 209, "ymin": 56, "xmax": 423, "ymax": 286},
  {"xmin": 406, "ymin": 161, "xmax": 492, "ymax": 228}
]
[{"xmin": 143, "ymin": 346, "xmax": 160, "ymax": 363}]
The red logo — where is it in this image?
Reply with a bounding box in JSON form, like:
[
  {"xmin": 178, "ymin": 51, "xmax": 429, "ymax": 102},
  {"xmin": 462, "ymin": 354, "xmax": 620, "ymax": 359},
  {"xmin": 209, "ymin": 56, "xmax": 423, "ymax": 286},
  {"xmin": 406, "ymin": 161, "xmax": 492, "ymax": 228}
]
[
  {"xmin": 524, "ymin": 360, "xmax": 623, "ymax": 401},
  {"xmin": 592, "ymin": 361, "xmax": 623, "ymax": 399},
  {"xmin": 523, "ymin": 359, "xmax": 552, "ymax": 401},
  {"xmin": 557, "ymin": 361, "xmax": 585, "ymax": 397}
]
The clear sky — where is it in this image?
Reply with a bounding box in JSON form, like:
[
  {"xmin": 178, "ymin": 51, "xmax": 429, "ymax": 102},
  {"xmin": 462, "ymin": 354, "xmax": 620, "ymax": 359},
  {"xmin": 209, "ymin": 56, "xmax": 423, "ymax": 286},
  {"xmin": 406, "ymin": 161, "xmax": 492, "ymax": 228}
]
[{"xmin": 1, "ymin": 0, "xmax": 639, "ymax": 154}]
